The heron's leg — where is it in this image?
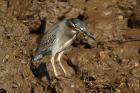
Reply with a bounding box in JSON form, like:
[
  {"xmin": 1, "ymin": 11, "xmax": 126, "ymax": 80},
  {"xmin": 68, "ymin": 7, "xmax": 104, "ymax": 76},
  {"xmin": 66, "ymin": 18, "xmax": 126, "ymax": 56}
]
[
  {"xmin": 51, "ymin": 54, "xmax": 58, "ymax": 77},
  {"xmin": 57, "ymin": 51, "xmax": 68, "ymax": 74}
]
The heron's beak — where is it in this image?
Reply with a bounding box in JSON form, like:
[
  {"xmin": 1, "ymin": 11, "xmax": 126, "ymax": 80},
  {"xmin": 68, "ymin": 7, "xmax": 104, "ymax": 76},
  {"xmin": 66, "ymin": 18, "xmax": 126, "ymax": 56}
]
[{"xmin": 82, "ymin": 30, "xmax": 96, "ymax": 41}]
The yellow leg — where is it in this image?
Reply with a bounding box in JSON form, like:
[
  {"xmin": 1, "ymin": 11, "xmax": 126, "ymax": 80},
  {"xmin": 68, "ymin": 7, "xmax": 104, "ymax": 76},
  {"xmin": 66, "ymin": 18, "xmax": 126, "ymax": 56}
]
[
  {"xmin": 57, "ymin": 51, "xmax": 67, "ymax": 75},
  {"xmin": 51, "ymin": 54, "xmax": 58, "ymax": 77}
]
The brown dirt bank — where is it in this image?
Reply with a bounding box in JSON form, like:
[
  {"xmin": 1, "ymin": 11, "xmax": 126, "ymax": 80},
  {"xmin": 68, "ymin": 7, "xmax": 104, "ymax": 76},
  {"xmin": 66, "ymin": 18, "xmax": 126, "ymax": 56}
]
[{"xmin": 0, "ymin": 0, "xmax": 140, "ymax": 93}]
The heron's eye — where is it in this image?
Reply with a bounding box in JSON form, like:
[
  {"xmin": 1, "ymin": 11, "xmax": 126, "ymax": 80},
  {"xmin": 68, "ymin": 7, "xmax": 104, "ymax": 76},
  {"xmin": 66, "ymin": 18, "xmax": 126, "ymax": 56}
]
[{"xmin": 71, "ymin": 23, "xmax": 75, "ymax": 27}]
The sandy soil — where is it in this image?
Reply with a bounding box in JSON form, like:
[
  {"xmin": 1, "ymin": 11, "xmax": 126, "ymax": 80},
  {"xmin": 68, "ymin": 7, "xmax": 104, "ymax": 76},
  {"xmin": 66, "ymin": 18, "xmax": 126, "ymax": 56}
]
[{"xmin": 0, "ymin": 0, "xmax": 140, "ymax": 93}]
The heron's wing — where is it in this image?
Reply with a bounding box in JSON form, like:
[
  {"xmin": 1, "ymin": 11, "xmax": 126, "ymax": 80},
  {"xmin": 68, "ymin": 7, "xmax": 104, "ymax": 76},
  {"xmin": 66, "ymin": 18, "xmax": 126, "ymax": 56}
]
[{"xmin": 35, "ymin": 24, "xmax": 59, "ymax": 56}]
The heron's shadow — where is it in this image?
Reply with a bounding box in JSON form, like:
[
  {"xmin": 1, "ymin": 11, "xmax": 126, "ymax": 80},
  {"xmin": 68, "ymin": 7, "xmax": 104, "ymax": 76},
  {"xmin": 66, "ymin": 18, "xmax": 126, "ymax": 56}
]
[{"xmin": 30, "ymin": 62, "xmax": 51, "ymax": 84}]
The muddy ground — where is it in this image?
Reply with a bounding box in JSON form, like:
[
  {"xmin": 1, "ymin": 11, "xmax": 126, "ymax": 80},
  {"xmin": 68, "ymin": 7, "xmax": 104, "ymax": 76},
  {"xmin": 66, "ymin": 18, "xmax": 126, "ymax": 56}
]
[{"xmin": 0, "ymin": 0, "xmax": 140, "ymax": 93}]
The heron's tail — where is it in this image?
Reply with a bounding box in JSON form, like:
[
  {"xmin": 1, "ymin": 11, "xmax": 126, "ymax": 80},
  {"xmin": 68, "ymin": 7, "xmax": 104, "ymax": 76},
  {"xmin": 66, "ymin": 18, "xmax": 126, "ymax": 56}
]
[
  {"xmin": 31, "ymin": 51, "xmax": 51, "ymax": 62},
  {"xmin": 32, "ymin": 54, "xmax": 43, "ymax": 62}
]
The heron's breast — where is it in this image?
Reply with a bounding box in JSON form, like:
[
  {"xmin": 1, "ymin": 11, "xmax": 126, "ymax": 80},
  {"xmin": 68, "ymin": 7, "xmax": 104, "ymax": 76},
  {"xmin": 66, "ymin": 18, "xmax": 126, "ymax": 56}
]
[{"xmin": 62, "ymin": 34, "xmax": 76, "ymax": 47}]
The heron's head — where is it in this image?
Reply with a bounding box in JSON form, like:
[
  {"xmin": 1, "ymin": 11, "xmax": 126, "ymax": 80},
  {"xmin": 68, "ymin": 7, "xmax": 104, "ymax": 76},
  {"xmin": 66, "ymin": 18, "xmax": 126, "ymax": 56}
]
[{"xmin": 68, "ymin": 18, "xmax": 96, "ymax": 41}]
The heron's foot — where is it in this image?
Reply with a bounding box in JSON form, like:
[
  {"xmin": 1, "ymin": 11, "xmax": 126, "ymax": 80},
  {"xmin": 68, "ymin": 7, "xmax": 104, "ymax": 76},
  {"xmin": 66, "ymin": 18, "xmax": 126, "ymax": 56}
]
[
  {"xmin": 54, "ymin": 71, "xmax": 63, "ymax": 78},
  {"xmin": 55, "ymin": 73, "xmax": 71, "ymax": 79},
  {"xmin": 59, "ymin": 65, "xmax": 72, "ymax": 78},
  {"xmin": 54, "ymin": 70, "xmax": 71, "ymax": 78},
  {"xmin": 64, "ymin": 72, "xmax": 72, "ymax": 78}
]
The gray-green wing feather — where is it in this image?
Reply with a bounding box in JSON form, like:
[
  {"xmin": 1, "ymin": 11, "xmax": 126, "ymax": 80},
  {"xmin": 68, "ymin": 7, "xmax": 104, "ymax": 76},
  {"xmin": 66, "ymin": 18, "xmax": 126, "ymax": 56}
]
[{"xmin": 35, "ymin": 24, "xmax": 59, "ymax": 56}]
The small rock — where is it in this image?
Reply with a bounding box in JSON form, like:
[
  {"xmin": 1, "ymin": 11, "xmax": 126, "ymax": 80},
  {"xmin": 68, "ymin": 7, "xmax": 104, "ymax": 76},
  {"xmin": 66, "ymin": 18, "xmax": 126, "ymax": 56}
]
[
  {"xmin": 120, "ymin": 49, "xmax": 124, "ymax": 53},
  {"xmin": 134, "ymin": 62, "xmax": 139, "ymax": 67},
  {"xmin": 114, "ymin": 89, "xmax": 121, "ymax": 93},
  {"xmin": 117, "ymin": 15, "xmax": 124, "ymax": 20},
  {"xmin": 99, "ymin": 51, "xmax": 110, "ymax": 60},
  {"xmin": 3, "ymin": 55, "xmax": 9, "ymax": 62},
  {"xmin": 5, "ymin": 55, "xmax": 9, "ymax": 59},
  {"xmin": 21, "ymin": 59, "xmax": 27, "ymax": 64}
]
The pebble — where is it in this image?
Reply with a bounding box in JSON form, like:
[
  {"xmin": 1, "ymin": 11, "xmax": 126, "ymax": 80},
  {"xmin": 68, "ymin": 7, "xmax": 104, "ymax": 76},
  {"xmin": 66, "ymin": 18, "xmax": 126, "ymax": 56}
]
[
  {"xmin": 5, "ymin": 55, "xmax": 9, "ymax": 59},
  {"xmin": 21, "ymin": 60, "xmax": 27, "ymax": 64},
  {"xmin": 3, "ymin": 55, "xmax": 9, "ymax": 62},
  {"xmin": 117, "ymin": 15, "xmax": 124, "ymax": 20},
  {"xmin": 120, "ymin": 49, "xmax": 124, "ymax": 53},
  {"xmin": 115, "ymin": 89, "xmax": 121, "ymax": 93}
]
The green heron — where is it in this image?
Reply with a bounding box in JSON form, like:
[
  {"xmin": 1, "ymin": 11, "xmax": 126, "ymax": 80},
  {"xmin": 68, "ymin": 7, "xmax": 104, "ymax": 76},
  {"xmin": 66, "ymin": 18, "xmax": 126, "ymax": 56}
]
[{"xmin": 32, "ymin": 18, "xmax": 96, "ymax": 77}]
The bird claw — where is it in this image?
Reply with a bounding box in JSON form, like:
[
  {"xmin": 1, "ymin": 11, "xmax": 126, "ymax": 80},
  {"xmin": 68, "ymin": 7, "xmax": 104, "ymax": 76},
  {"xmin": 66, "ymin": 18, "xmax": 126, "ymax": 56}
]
[
  {"xmin": 64, "ymin": 72, "xmax": 72, "ymax": 78},
  {"xmin": 55, "ymin": 72, "xmax": 71, "ymax": 79},
  {"xmin": 55, "ymin": 71, "xmax": 63, "ymax": 78}
]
